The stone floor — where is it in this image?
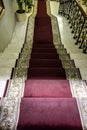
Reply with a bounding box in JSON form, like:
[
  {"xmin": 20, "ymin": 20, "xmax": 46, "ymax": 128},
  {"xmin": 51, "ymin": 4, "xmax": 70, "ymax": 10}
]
[{"xmin": 0, "ymin": 1, "xmax": 87, "ymax": 97}]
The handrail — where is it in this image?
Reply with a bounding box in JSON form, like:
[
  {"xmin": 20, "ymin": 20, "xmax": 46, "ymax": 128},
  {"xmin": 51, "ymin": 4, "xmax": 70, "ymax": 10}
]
[
  {"xmin": 76, "ymin": 0, "xmax": 87, "ymax": 18},
  {"xmin": 59, "ymin": 0, "xmax": 87, "ymax": 53}
]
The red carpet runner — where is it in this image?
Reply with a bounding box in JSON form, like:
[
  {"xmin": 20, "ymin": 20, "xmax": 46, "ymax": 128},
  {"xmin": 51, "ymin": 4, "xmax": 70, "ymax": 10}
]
[
  {"xmin": 27, "ymin": 0, "xmax": 66, "ymax": 79},
  {"xmin": 17, "ymin": 0, "xmax": 82, "ymax": 130}
]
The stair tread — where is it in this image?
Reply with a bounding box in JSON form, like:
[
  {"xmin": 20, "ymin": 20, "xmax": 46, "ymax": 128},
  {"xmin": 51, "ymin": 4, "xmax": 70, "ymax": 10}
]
[
  {"xmin": 18, "ymin": 98, "xmax": 82, "ymax": 130},
  {"xmin": 27, "ymin": 67, "xmax": 66, "ymax": 79},
  {"xmin": 29, "ymin": 59, "xmax": 62, "ymax": 67},
  {"xmin": 24, "ymin": 79, "xmax": 72, "ymax": 97}
]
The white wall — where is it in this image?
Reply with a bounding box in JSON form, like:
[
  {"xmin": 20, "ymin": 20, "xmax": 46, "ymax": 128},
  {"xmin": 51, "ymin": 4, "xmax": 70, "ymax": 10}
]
[{"xmin": 0, "ymin": 0, "xmax": 16, "ymax": 52}]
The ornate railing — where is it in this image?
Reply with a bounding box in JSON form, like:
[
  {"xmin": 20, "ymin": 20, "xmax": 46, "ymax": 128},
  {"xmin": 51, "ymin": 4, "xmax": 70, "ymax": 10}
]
[{"xmin": 59, "ymin": 0, "xmax": 87, "ymax": 53}]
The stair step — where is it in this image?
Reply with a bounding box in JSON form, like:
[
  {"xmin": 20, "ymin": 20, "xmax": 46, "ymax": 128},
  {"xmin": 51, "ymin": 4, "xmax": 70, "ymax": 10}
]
[
  {"xmin": 65, "ymin": 68, "xmax": 82, "ymax": 79},
  {"xmin": 31, "ymin": 53, "xmax": 59, "ymax": 59},
  {"xmin": 62, "ymin": 59, "xmax": 75, "ymax": 68},
  {"xmin": 27, "ymin": 67, "xmax": 66, "ymax": 79},
  {"xmin": 32, "ymin": 48, "xmax": 57, "ymax": 53},
  {"xmin": 59, "ymin": 53, "xmax": 71, "ymax": 60},
  {"xmin": 33, "ymin": 43, "xmax": 55, "ymax": 48},
  {"xmin": 24, "ymin": 79, "xmax": 72, "ymax": 97},
  {"xmin": 18, "ymin": 98, "xmax": 82, "ymax": 130},
  {"xmin": 57, "ymin": 48, "xmax": 67, "ymax": 54},
  {"xmin": 29, "ymin": 59, "xmax": 62, "ymax": 67}
]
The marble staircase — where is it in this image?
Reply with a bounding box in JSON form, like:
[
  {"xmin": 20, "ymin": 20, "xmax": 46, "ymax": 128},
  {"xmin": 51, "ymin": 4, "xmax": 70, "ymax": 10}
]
[{"xmin": 0, "ymin": 1, "xmax": 87, "ymax": 98}]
